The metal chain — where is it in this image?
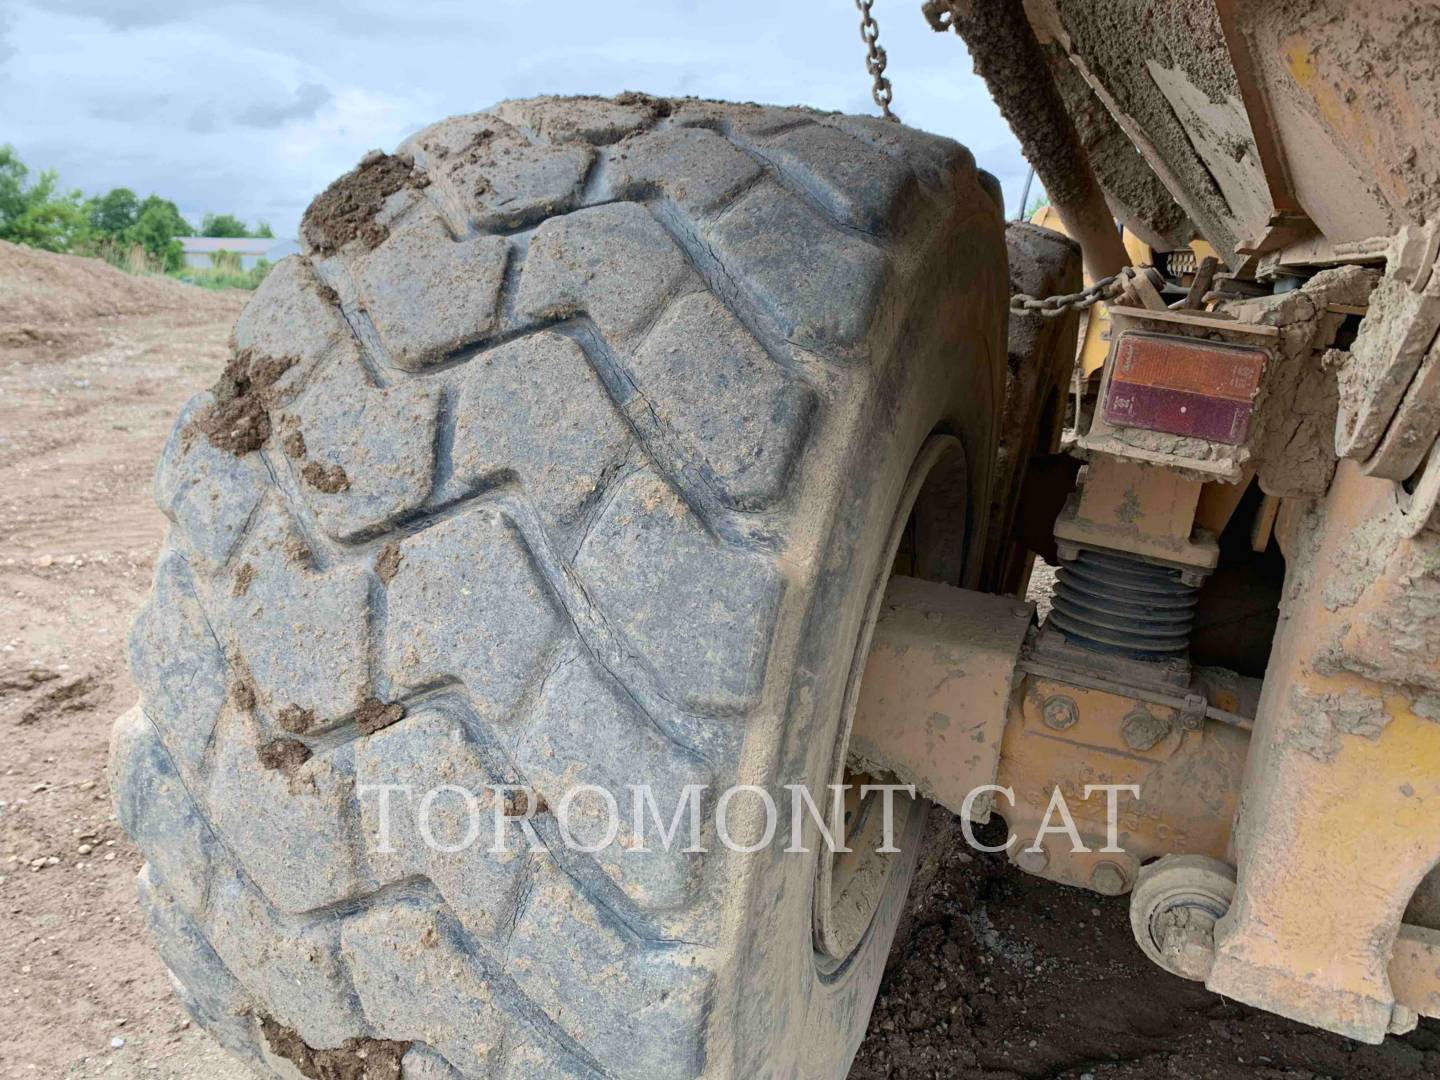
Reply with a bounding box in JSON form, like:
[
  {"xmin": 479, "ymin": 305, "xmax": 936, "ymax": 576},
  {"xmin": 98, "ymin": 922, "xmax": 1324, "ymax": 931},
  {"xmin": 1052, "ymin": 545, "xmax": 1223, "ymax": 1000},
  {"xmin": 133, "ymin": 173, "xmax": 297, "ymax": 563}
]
[
  {"xmin": 855, "ymin": 0, "xmax": 899, "ymax": 122},
  {"xmin": 1010, "ymin": 271, "xmax": 1128, "ymax": 318}
]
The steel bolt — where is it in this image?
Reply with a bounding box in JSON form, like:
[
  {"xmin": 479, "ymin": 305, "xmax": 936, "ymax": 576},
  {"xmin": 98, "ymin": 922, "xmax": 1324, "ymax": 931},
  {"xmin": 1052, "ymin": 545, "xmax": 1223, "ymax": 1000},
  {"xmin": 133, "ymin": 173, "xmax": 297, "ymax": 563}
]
[
  {"xmin": 1041, "ymin": 694, "xmax": 1079, "ymax": 731},
  {"xmin": 1089, "ymin": 860, "xmax": 1129, "ymax": 897},
  {"xmin": 1015, "ymin": 846, "xmax": 1049, "ymax": 875},
  {"xmin": 1121, "ymin": 708, "xmax": 1172, "ymax": 751}
]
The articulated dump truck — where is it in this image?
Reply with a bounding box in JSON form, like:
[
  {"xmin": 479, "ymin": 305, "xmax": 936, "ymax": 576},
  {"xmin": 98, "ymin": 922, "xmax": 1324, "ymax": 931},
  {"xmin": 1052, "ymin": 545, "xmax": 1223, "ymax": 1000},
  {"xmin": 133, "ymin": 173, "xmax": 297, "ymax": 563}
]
[{"xmin": 111, "ymin": 1, "xmax": 1440, "ymax": 1075}]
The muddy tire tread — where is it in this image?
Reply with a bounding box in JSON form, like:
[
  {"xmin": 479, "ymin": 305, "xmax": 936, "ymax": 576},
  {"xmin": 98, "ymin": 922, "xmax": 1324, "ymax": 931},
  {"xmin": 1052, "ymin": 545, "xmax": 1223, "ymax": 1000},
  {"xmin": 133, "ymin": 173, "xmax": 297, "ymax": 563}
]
[{"xmin": 115, "ymin": 94, "xmax": 995, "ymax": 1079}]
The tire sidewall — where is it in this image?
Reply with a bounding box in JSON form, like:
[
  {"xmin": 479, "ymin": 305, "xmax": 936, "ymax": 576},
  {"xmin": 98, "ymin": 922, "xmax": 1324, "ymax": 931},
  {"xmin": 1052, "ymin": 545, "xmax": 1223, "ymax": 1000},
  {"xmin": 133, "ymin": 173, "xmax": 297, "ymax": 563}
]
[{"xmin": 725, "ymin": 206, "xmax": 1006, "ymax": 1078}]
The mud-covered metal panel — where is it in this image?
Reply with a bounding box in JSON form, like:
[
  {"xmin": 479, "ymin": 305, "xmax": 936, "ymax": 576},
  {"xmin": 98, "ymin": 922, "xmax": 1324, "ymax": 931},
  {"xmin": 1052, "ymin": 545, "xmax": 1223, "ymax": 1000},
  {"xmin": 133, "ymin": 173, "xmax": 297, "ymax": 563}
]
[
  {"xmin": 1028, "ymin": 0, "xmax": 1416, "ymax": 264},
  {"xmin": 1243, "ymin": 0, "xmax": 1421, "ymax": 239},
  {"xmin": 1032, "ymin": 0, "xmax": 1254, "ymax": 264},
  {"xmin": 1208, "ymin": 465, "xmax": 1440, "ymax": 1044}
]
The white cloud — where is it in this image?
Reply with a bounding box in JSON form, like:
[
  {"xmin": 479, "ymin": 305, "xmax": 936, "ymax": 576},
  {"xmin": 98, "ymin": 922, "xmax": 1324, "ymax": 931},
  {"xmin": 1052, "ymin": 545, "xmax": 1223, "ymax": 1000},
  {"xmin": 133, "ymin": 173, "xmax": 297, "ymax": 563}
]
[
  {"xmin": 0, "ymin": 0, "xmax": 1031, "ymax": 237},
  {"xmin": 236, "ymin": 82, "xmax": 334, "ymax": 130}
]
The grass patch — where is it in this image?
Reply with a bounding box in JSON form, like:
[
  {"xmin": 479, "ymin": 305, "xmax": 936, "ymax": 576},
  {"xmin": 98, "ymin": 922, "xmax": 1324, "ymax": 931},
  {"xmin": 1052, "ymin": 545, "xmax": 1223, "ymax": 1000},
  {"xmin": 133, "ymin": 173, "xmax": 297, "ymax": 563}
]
[
  {"xmin": 170, "ymin": 253, "xmax": 273, "ymax": 291},
  {"xmin": 87, "ymin": 241, "xmax": 272, "ymax": 290}
]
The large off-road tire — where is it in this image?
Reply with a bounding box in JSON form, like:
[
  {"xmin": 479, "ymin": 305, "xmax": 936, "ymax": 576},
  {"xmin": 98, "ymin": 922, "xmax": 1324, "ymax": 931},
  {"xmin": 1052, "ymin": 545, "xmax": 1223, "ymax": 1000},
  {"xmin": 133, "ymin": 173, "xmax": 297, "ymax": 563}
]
[{"xmin": 112, "ymin": 94, "xmax": 1006, "ymax": 1078}]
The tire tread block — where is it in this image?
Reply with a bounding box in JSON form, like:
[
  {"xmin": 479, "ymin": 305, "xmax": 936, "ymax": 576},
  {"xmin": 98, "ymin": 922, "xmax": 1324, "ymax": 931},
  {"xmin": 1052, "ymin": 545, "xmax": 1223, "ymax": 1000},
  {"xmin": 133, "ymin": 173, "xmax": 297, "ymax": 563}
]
[
  {"xmin": 128, "ymin": 551, "xmax": 229, "ymax": 780},
  {"xmin": 404, "ymin": 115, "xmax": 595, "ymax": 232},
  {"xmin": 355, "ymin": 708, "xmax": 538, "ymax": 945},
  {"xmin": 514, "ymin": 651, "xmax": 713, "ymax": 912},
  {"xmin": 219, "ymin": 503, "xmax": 372, "ymax": 726},
  {"xmin": 603, "ymin": 127, "xmax": 762, "ymax": 216},
  {"xmin": 492, "ymin": 96, "xmax": 658, "ymax": 147},
  {"xmin": 758, "ymin": 122, "xmax": 921, "ymax": 236},
  {"xmin": 822, "ymin": 114, "xmax": 976, "ymax": 200},
  {"xmin": 703, "ymin": 180, "xmax": 888, "ymax": 355},
  {"xmin": 230, "ymin": 256, "xmax": 348, "ymax": 406},
  {"xmin": 575, "ymin": 470, "xmax": 783, "ymax": 713},
  {"xmin": 505, "ymin": 861, "xmax": 711, "ymax": 1080},
  {"xmin": 280, "ymin": 348, "xmax": 442, "ymax": 540},
  {"xmin": 517, "ymin": 203, "xmax": 695, "ymax": 343},
  {"xmin": 357, "ymin": 200, "xmax": 510, "ymax": 369},
  {"xmin": 631, "ymin": 291, "xmax": 813, "ymax": 510},
  {"xmin": 112, "ymin": 706, "xmax": 220, "ymax": 914},
  {"xmin": 382, "ymin": 509, "xmax": 563, "ymax": 724},
  {"xmin": 342, "ymin": 900, "xmax": 510, "ymax": 1079},
  {"xmin": 207, "ymin": 709, "xmax": 363, "ymax": 914},
  {"xmin": 204, "ymin": 862, "xmax": 361, "ymax": 1050},
  {"xmin": 137, "ymin": 868, "xmax": 265, "ymax": 1068},
  {"xmin": 155, "ymin": 394, "xmax": 270, "ymax": 569},
  {"xmin": 450, "ymin": 331, "xmax": 633, "ymax": 545}
]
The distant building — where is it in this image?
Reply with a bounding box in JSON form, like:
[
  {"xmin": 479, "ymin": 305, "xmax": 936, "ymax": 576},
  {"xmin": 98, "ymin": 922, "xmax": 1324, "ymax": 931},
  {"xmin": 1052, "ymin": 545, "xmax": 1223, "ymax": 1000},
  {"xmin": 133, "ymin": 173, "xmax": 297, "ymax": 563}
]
[{"xmin": 177, "ymin": 237, "xmax": 300, "ymax": 270}]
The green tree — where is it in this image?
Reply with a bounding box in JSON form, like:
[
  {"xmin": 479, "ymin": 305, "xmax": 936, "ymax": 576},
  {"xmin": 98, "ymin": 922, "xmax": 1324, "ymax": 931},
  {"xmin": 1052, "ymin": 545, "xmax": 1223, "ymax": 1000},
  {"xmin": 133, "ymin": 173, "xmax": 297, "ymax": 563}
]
[
  {"xmin": 0, "ymin": 146, "xmax": 32, "ymax": 230},
  {"xmin": 0, "ymin": 146, "xmax": 89, "ymax": 252},
  {"xmin": 10, "ymin": 188, "xmax": 89, "ymax": 252},
  {"xmin": 88, "ymin": 187, "xmax": 140, "ymax": 236},
  {"xmin": 131, "ymin": 194, "xmax": 192, "ymax": 269},
  {"xmin": 201, "ymin": 212, "xmax": 251, "ymax": 238},
  {"xmin": 83, "ymin": 187, "xmax": 191, "ymax": 269},
  {"xmin": 137, "ymin": 194, "xmax": 192, "ymax": 237},
  {"xmin": 131, "ymin": 203, "xmax": 186, "ymax": 270},
  {"xmin": 254, "ymin": 221, "xmax": 274, "ymax": 238}
]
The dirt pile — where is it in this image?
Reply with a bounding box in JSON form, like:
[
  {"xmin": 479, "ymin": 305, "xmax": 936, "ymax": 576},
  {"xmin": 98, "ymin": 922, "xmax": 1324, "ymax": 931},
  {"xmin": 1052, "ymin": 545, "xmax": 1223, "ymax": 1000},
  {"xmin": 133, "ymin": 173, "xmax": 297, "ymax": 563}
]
[{"xmin": 0, "ymin": 240, "xmax": 243, "ymax": 355}]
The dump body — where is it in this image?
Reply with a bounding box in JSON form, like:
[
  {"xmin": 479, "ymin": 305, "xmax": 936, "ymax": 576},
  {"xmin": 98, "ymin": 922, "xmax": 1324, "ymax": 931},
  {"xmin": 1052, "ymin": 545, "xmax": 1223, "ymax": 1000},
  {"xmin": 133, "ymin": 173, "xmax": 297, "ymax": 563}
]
[{"xmin": 920, "ymin": 0, "xmax": 1440, "ymax": 1043}]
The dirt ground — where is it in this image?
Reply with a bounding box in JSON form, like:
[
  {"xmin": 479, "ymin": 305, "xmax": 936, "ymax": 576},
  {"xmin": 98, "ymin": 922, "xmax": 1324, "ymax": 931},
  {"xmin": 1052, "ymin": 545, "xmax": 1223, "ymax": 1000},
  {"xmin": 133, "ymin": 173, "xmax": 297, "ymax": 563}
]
[
  {"xmin": 852, "ymin": 812, "xmax": 1440, "ymax": 1079},
  {"xmin": 1, "ymin": 240, "xmax": 1436, "ymax": 1079},
  {"xmin": 0, "ymin": 241, "xmax": 252, "ymax": 1079}
]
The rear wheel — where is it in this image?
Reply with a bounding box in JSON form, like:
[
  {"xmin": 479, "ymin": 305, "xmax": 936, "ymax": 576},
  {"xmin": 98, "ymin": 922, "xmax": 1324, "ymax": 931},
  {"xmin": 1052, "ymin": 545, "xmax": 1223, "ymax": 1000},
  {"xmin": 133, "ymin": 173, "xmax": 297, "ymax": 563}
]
[{"xmin": 112, "ymin": 93, "xmax": 1006, "ymax": 1078}]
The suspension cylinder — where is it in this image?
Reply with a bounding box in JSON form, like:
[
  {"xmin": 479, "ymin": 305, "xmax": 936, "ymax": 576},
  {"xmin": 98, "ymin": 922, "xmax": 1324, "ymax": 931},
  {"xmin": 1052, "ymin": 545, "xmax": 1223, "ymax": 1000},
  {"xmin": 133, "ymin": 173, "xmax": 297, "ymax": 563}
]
[{"xmin": 1050, "ymin": 548, "xmax": 1200, "ymax": 660}]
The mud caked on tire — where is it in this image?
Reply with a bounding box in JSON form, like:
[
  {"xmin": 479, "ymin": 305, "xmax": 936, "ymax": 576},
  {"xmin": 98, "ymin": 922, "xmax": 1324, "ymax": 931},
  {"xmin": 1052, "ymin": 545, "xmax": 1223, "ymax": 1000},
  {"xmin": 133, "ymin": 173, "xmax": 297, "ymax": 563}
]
[{"xmin": 113, "ymin": 94, "xmax": 1006, "ymax": 1078}]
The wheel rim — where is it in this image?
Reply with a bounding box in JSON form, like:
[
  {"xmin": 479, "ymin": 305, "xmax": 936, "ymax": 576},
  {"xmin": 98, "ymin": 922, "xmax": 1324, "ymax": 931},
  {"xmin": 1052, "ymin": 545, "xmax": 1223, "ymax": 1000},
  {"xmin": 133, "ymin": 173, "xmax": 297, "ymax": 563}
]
[{"xmin": 813, "ymin": 434, "xmax": 969, "ymax": 970}]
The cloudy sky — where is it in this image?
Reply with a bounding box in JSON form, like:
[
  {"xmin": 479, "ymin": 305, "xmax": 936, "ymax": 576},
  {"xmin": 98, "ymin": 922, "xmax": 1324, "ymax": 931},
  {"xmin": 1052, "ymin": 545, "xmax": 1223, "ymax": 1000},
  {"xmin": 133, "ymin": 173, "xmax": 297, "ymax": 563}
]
[{"xmin": 1, "ymin": 0, "xmax": 1032, "ymax": 240}]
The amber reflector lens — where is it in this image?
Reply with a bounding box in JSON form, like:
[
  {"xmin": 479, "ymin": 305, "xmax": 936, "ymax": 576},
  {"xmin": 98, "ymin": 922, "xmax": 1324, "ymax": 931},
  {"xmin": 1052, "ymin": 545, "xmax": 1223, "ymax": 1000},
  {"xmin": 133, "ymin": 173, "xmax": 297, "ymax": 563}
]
[{"xmin": 1103, "ymin": 332, "xmax": 1268, "ymax": 445}]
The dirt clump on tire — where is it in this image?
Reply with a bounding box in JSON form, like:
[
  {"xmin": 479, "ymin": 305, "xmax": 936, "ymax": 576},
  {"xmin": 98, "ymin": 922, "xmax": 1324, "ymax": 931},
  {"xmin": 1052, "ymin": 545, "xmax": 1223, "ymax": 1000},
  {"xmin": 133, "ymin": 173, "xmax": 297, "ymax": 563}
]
[
  {"xmin": 195, "ymin": 348, "xmax": 297, "ymax": 454},
  {"xmin": 300, "ymin": 460, "xmax": 351, "ymax": 493},
  {"xmin": 354, "ymin": 696, "xmax": 406, "ymax": 735},
  {"xmin": 256, "ymin": 737, "xmax": 311, "ymax": 777},
  {"xmin": 614, "ymin": 89, "xmax": 674, "ymax": 118},
  {"xmin": 300, "ymin": 151, "xmax": 423, "ymax": 255},
  {"xmin": 275, "ymin": 704, "xmax": 316, "ymax": 734},
  {"xmin": 231, "ymin": 562, "xmax": 257, "ymax": 596},
  {"xmin": 260, "ymin": 1016, "xmax": 409, "ymax": 1080},
  {"xmin": 374, "ymin": 541, "xmax": 403, "ymax": 583}
]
